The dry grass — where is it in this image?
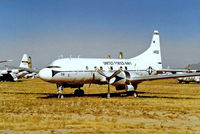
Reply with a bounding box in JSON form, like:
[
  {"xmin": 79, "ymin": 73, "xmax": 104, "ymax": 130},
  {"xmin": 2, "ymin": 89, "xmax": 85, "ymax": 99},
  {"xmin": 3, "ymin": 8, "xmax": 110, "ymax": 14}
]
[{"xmin": 0, "ymin": 78, "xmax": 200, "ymax": 133}]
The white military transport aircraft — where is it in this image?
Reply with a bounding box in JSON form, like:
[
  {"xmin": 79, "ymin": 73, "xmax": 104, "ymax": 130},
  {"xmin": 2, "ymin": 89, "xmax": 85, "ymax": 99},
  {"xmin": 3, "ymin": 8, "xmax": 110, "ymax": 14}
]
[{"xmin": 39, "ymin": 30, "xmax": 200, "ymax": 98}]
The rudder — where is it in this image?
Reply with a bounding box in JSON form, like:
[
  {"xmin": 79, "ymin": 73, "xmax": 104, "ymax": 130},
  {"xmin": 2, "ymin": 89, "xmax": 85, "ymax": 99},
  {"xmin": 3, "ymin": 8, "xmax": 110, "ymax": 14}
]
[{"xmin": 131, "ymin": 30, "xmax": 162, "ymax": 70}]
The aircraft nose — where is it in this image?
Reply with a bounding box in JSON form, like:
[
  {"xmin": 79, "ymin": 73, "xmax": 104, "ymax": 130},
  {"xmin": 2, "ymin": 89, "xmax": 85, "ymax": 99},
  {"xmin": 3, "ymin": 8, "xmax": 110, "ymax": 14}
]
[{"xmin": 39, "ymin": 68, "xmax": 52, "ymax": 81}]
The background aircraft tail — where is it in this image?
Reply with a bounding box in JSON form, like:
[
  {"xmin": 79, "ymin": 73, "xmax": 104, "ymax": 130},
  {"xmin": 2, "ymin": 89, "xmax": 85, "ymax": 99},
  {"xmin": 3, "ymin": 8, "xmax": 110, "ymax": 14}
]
[
  {"xmin": 131, "ymin": 30, "xmax": 162, "ymax": 70},
  {"xmin": 19, "ymin": 54, "xmax": 32, "ymax": 68}
]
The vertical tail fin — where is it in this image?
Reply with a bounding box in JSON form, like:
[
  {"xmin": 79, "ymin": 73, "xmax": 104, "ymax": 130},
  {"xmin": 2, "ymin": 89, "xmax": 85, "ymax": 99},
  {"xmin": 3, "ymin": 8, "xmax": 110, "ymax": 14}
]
[
  {"xmin": 19, "ymin": 54, "xmax": 32, "ymax": 68},
  {"xmin": 131, "ymin": 30, "xmax": 162, "ymax": 70}
]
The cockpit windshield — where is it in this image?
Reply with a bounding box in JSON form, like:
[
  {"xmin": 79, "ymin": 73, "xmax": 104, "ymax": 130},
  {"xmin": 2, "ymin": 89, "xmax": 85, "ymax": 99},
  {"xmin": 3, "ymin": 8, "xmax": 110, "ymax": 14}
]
[{"xmin": 46, "ymin": 66, "xmax": 61, "ymax": 68}]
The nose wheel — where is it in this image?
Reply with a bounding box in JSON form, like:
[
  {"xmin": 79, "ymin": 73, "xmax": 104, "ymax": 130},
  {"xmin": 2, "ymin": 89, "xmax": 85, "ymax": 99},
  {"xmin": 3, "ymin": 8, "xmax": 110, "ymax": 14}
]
[
  {"xmin": 57, "ymin": 84, "xmax": 64, "ymax": 98},
  {"xmin": 74, "ymin": 88, "xmax": 84, "ymax": 96}
]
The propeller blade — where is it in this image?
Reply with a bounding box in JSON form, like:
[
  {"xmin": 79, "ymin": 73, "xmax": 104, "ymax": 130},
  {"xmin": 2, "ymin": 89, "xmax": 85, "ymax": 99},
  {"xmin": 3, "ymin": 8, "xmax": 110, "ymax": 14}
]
[
  {"xmin": 107, "ymin": 68, "xmax": 122, "ymax": 81},
  {"xmin": 95, "ymin": 68, "xmax": 123, "ymax": 99},
  {"xmin": 107, "ymin": 83, "xmax": 110, "ymax": 99},
  {"xmin": 96, "ymin": 68, "xmax": 122, "ymax": 82},
  {"xmin": 95, "ymin": 68, "xmax": 107, "ymax": 77}
]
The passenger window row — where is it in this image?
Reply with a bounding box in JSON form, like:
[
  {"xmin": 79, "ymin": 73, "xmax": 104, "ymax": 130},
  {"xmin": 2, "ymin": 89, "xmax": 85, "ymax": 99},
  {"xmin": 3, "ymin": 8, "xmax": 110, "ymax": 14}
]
[{"xmin": 86, "ymin": 66, "xmax": 128, "ymax": 70}]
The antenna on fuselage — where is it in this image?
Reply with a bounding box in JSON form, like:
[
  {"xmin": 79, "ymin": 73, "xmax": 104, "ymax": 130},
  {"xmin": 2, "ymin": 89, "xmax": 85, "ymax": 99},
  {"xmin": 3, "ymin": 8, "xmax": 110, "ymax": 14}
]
[{"xmin": 119, "ymin": 52, "xmax": 123, "ymax": 59}]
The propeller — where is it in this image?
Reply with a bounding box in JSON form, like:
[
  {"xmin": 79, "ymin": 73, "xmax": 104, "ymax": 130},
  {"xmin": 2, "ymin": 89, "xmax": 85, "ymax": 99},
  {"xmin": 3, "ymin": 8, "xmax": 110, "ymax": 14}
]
[{"xmin": 95, "ymin": 67, "xmax": 122, "ymax": 98}]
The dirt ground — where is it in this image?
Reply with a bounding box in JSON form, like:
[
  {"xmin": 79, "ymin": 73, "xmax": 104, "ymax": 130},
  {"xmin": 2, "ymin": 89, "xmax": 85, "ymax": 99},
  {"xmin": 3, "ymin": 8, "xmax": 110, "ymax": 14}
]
[{"xmin": 0, "ymin": 78, "xmax": 199, "ymax": 134}]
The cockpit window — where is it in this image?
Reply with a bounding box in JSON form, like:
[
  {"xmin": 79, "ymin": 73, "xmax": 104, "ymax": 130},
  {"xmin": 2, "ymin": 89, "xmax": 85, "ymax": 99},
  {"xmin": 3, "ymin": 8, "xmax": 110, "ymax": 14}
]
[{"xmin": 46, "ymin": 66, "xmax": 61, "ymax": 68}]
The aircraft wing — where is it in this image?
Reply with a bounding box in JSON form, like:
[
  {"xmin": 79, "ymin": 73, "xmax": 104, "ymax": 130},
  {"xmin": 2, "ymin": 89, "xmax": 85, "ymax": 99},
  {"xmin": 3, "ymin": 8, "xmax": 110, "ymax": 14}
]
[
  {"xmin": 5, "ymin": 65, "xmax": 40, "ymax": 73},
  {"xmin": 0, "ymin": 60, "xmax": 12, "ymax": 63},
  {"xmin": 156, "ymin": 69, "xmax": 197, "ymax": 74},
  {"xmin": 130, "ymin": 73, "xmax": 200, "ymax": 83}
]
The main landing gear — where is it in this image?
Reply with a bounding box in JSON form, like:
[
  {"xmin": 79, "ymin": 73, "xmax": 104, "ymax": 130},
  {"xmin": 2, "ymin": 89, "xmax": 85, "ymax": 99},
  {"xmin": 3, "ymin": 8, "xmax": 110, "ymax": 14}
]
[
  {"xmin": 56, "ymin": 84, "xmax": 85, "ymax": 98},
  {"xmin": 74, "ymin": 88, "xmax": 84, "ymax": 96},
  {"xmin": 126, "ymin": 84, "xmax": 138, "ymax": 98},
  {"xmin": 133, "ymin": 91, "xmax": 138, "ymax": 98},
  {"xmin": 126, "ymin": 91, "xmax": 138, "ymax": 98}
]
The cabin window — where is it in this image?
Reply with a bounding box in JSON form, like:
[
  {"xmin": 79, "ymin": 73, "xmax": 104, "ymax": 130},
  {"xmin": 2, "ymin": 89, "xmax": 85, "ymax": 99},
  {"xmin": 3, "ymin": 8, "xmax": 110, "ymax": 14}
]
[
  {"xmin": 110, "ymin": 66, "xmax": 113, "ymax": 70},
  {"xmin": 125, "ymin": 66, "xmax": 128, "ymax": 70},
  {"xmin": 153, "ymin": 41, "xmax": 155, "ymax": 43},
  {"xmin": 86, "ymin": 66, "xmax": 89, "ymax": 70},
  {"xmin": 120, "ymin": 66, "xmax": 123, "ymax": 69},
  {"xmin": 100, "ymin": 66, "xmax": 103, "ymax": 70}
]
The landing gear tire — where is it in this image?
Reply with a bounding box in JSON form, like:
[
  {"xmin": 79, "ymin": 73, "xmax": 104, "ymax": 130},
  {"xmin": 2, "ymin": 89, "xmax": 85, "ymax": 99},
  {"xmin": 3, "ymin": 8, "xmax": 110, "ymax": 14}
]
[
  {"xmin": 126, "ymin": 91, "xmax": 138, "ymax": 98},
  {"xmin": 133, "ymin": 91, "xmax": 138, "ymax": 98},
  {"xmin": 74, "ymin": 89, "xmax": 84, "ymax": 96},
  {"xmin": 58, "ymin": 94, "xmax": 64, "ymax": 99}
]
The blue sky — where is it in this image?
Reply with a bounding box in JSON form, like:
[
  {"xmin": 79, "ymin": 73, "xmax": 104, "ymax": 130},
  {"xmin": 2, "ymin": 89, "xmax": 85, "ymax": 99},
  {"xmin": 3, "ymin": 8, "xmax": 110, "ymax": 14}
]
[{"xmin": 0, "ymin": 0, "xmax": 200, "ymax": 68}]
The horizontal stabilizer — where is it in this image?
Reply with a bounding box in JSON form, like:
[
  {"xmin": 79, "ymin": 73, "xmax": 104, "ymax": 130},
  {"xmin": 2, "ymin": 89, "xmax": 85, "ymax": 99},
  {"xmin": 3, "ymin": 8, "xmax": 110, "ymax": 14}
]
[{"xmin": 0, "ymin": 60, "xmax": 13, "ymax": 63}]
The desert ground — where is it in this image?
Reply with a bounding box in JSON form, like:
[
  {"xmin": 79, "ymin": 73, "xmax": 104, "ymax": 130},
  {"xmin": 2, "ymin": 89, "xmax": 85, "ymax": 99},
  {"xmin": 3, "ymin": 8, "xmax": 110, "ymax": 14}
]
[{"xmin": 0, "ymin": 78, "xmax": 199, "ymax": 134}]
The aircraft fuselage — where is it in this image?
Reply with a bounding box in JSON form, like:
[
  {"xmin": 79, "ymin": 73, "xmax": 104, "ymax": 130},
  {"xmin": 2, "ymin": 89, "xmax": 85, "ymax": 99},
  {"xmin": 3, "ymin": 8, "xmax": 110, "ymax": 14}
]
[{"xmin": 39, "ymin": 58, "xmax": 153, "ymax": 86}]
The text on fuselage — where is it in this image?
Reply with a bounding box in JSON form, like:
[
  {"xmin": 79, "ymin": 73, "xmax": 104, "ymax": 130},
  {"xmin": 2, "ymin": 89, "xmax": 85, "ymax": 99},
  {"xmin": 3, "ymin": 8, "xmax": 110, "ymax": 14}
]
[{"xmin": 103, "ymin": 61, "xmax": 132, "ymax": 65}]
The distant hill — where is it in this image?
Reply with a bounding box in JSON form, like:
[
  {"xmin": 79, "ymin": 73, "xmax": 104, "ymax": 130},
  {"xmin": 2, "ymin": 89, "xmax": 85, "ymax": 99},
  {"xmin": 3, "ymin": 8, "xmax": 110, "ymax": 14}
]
[{"xmin": 186, "ymin": 63, "xmax": 200, "ymax": 70}]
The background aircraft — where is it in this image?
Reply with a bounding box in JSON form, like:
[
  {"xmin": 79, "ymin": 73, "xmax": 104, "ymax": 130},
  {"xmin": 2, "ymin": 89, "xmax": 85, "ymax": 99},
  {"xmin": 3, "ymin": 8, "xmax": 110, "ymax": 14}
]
[
  {"xmin": 178, "ymin": 76, "xmax": 200, "ymax": 83},
  {"xmin": 0, "ymin": 54, "xmax": 37, "ymax": 81},
  {"xmin": 38, "ymin": 30, "xmax": 200, "ymax": 98},
  {"xmin": 0, "ymin": 60, "xmax": 12, "ymax": 64}
]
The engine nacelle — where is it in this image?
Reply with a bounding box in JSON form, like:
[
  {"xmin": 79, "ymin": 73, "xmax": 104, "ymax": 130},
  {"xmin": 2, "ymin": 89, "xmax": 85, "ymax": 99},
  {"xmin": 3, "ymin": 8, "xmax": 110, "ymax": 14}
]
[
  {"xmin": 111, "ymin": 71, "xmax": 127, "ymax": 86},
  {"xmin": 126, "ymin": 84, "xmax": 135, "ymax": 91}
]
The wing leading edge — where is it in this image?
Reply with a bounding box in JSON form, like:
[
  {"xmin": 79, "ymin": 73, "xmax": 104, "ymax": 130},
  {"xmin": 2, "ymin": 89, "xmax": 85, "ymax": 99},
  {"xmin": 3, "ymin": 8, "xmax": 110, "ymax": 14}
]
[{"xmin": 130, "ymin": 73, "xmax": 200, "ymax": 83}]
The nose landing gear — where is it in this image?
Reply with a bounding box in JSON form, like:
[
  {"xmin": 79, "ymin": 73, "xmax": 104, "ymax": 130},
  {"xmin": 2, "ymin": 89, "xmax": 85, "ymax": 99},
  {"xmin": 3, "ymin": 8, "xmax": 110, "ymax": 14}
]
[
  {"xmin": 57, "ymin": 84, "xmax": 64, "ymax": 98},
  {"xmin": 56, "ymin": 84, "xmax": 85, "ymax": 98}
]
